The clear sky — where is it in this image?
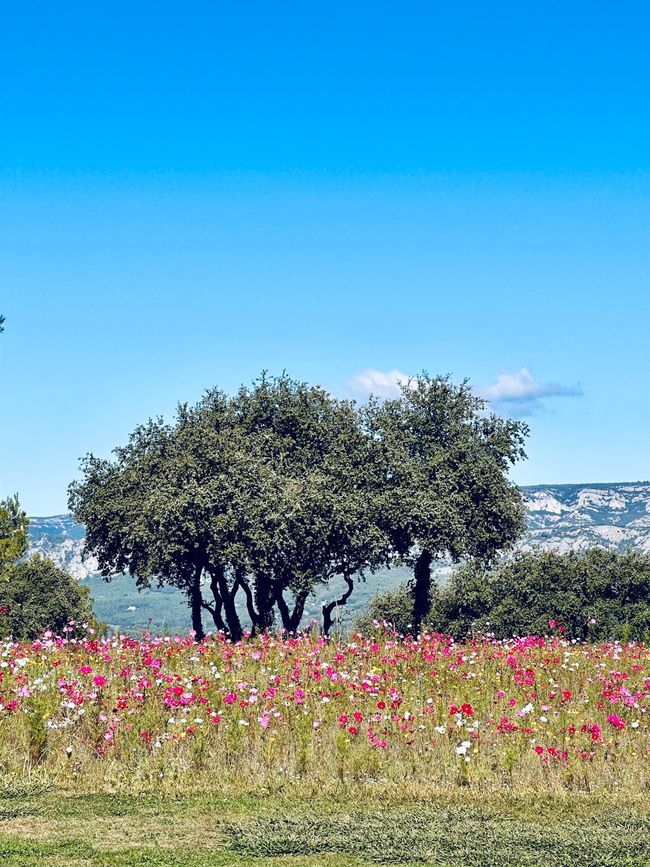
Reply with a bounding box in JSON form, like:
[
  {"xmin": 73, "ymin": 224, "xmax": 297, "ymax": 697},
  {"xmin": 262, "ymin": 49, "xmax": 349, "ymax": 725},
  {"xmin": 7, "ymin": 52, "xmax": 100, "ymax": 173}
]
[{"xmin": 1, "ymin": 2, "xmax": 649, "ymax": 515}]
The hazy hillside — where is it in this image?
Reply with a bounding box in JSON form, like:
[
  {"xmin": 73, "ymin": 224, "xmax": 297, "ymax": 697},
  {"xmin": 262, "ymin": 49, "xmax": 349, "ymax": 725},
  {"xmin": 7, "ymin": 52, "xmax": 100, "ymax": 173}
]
[{"xmin": 28, "ymin": 482, "xmax": 650, "ymax": 633}]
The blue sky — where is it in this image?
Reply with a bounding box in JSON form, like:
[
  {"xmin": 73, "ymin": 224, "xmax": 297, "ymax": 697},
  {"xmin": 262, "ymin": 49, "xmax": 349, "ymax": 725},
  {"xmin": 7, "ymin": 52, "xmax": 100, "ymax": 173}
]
[{"xmin": 1, "ymin": 2, "xmax": 649, "ymax": 515}]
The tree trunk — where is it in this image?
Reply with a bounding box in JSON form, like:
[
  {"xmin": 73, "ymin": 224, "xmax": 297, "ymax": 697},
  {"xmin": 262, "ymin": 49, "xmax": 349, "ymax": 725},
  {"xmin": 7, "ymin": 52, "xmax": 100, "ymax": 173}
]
[
  {"xmin": 412, "ymin": 549, "xmax": 432, "ymax": 634},
  {"xmin": 212, "ymin": 564, "xmax": 243, "ymax": 642},
  {"xmin": 239, "ymin": 575, "xmax": 261, "ymax": 635},
  {"xmin": 276, "ymin": 588, "xmax": 310, "ymax": 633},
  {"xmin": 288, "ymin": 589, "xmax": 309, "ymax": 632},
  {"xmin": 189, "ymin": 565, "xmax": 205, "ymax": 642},
  {"xmin": 202, "ymin": 574, "xmax": 227, "ymax": 634},
  {"xmin": 322, "ymin": 575, "xmax": 354, "ymax": 637},
  {"xmin": 254, "ymin": 573, "xmax": 275, "ymax": 631}
]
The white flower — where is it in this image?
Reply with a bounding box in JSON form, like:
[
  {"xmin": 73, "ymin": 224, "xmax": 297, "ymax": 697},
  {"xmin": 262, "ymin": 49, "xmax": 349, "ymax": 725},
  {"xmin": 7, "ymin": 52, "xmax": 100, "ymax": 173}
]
[
  {"xmin": 434, "ymin": 725, "xmax": 446, "ymax": 735},
  {"xmin": 455, "ymin": 740, "xmax": 471, "ymax": 756},
  {"xmin": 631, "ymin": 721, "xmax": 640, "ymax": 729}
]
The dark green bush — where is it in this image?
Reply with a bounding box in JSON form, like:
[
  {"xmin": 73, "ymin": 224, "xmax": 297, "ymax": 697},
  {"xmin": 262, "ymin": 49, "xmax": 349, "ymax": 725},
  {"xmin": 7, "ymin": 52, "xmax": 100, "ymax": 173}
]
[
  {"xmin": 0, "ymin": 555, "xmax": 99, "ymax": 639},
  {"xmin": 352, "ymin": 582, "xmax": 415, "ymax": 635},
  {"xmin": 357, "ymin": 549, "xmax": 650, "ymax": 640},
  {"xmin": 431, "ymin": 548, "xmax": 650, "ymax": 640}
]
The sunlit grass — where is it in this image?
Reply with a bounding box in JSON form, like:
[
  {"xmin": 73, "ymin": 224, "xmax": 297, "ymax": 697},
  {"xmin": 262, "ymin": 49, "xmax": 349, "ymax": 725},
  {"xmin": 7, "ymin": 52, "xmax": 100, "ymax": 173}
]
[{"xmin": 0, "ymin": 787, "xmax": 649, "ymax": 865}]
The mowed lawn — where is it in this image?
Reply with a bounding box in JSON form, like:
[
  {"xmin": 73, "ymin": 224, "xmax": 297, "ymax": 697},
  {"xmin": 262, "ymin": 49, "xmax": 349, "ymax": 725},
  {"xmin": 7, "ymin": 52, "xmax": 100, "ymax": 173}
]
[{"xmin": 1, "ymin": 786, "xmax": 650, "ymax": 866}]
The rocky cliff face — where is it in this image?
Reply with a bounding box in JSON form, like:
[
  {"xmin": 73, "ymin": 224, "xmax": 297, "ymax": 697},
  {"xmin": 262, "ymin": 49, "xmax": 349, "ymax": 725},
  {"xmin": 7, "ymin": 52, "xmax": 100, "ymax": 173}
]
[
  {"xmin": 28, "ymin": 514, "xmax": 99, "ymax": 579},
  {"xmin": 522, "ymin": 483, "xmax": 650, "ymax": 554},
  {"xmin": 28, "ymin": 482, "xmax": 650, "ymax": 579}
]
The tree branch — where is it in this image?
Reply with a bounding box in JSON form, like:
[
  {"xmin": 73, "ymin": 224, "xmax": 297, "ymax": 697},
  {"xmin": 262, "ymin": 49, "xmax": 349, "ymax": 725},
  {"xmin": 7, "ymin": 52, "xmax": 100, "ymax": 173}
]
[{"xmin": 322, "ymin": 575, "xmax": 354, "ymax": 636}]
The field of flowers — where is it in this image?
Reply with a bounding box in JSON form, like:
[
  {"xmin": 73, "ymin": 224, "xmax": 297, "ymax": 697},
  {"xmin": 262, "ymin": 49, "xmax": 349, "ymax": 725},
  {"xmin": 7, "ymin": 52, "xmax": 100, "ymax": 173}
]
[{"xmin": 1, "ymin": 625, "xmax": 650, "ymax": 795}]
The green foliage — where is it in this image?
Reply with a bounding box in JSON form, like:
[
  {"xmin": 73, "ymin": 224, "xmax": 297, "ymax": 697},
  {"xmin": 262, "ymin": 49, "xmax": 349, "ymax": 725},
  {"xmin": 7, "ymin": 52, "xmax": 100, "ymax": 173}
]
[
  {"xmin": 428, "ymin": 548, "xmax": 650, "ymax": 640},
  {"xmin": 366, "ymin": 374, "xmax": 528, "ymax": 627},
  {"xmin": 69, "ymin": 371, "xmax": 528, "ymax": 637},
  {"xmin": 352, "ymin": 582, "xmax": 414, "ymax": 635},
  {"xmin": 0, "ymin": 555, "xmax": 98, "ymax": 640},
  {"xmin": 0, "ymin": 496, "xmax": 29, "ymax": 569},
  {"xmin": 0, "ymin": 495, "xmax": 97, "ymax": 639},
  {"xmin": 69, "ymin": 373, "xmax": 390, "ymax": 638}
]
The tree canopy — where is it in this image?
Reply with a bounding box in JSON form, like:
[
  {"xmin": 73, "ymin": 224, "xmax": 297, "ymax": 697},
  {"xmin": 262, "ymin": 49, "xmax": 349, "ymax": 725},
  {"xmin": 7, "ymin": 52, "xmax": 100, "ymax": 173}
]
[
  {"xmin": 70, "ymin": 372, "xmax": 528, "ymax": 638},
  {"xmin": 0, "ymin": 495, "xmax": 29, "ymax": 568},
  {"xmin": 367, "ymin": 374, "xmax": 527, "ymax": 630},
  {"xmin": 69, "ymin": 374, "xmax": 390, "ymax": 639}
]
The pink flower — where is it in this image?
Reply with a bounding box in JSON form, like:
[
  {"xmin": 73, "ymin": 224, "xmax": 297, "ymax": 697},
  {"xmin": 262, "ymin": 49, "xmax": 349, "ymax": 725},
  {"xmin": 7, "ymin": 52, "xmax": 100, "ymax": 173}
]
[
  {"xmin": 257, "ymin": 714, "xmax": 270, "ymax": 729},
  {"xmin": 607, "ymin": 713, "xmax": 626, "ymax": 731},
  {"xmin": 93, "ymin": 675, "xmax": 106, "ymax": 687},
  {"xmin": 80, "ymin": 666, "xmax": 92, "ymax": 674},
  {"xmin": 224, "ymin": 692, "xmax": 237, "ymax": 704}
]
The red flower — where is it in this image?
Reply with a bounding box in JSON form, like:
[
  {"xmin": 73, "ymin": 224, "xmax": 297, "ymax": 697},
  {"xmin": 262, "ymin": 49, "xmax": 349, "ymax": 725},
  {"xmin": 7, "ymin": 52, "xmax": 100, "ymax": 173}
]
[{"xmin": 461, "ymin": 703, "xmax": 473, "ymax": 716}]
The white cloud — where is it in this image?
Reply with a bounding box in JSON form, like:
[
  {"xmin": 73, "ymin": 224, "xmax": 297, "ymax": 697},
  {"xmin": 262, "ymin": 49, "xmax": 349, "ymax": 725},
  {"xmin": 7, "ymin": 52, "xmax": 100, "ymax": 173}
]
[
  {"xmin": 346, "ymin": 366, "xmax": 582, "ymax": 415},
  {"xmin": 347, "ymin": 368, "xmax": 411, "ymax": 399},
  {"xmin": 481, "ymin": 368, "xmax": 582, "ymax": 415}
]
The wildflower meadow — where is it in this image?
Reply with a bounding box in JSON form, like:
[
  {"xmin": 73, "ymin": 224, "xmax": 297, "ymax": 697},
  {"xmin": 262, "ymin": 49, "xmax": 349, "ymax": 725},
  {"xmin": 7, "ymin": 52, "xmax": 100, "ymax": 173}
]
[
  {"xmin": 2, "ymin": 627, "xmax": 650, "ymax": 865},
  {"xmin": 2, "ymin": 624, "xmax": 650, "ymax": 792}
]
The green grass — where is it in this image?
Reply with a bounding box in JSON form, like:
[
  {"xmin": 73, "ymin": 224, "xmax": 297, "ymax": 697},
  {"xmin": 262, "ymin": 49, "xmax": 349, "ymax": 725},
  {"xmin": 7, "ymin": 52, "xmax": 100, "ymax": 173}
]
[{"xmin": 1, "ymin": 787, "xmax": 649, "ymax": 866}]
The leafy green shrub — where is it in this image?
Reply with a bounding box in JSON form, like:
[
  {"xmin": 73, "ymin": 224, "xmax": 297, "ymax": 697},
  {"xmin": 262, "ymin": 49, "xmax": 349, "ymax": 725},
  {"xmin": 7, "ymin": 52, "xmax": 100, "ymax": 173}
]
[
  {"xmin": 357, "ymin": 549, "xmax": 650, "ymax": 640},
  {"xmin": 429, "ymin": 548, "xmax": 650, "ymax": 640},
  {"xmin": 352, "ymin": 582, "xmax": 414, "ymax": 635},
  {"xmin": 0, "ymin": 556, "xmax": 99, "ymax": 639}
]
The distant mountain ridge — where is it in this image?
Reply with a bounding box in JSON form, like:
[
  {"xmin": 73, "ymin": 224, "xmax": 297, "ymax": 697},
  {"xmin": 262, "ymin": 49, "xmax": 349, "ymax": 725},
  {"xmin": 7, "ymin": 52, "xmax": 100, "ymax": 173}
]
[
  {"xmin": 29, "ymin": 482, "xmax": 650, "ymax": 577},
  {"xmin": 521, "ymin": 482, "xmax": 650, "ymax": 554},
  {"xmin": 26, "ymin": 482, "xmax": 650, "ymax": 632}
]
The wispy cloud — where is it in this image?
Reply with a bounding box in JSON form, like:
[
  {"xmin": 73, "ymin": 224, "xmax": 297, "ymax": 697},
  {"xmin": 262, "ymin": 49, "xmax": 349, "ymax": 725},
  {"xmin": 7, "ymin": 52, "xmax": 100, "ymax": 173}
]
[
  {"xmin": 346, "ymin": 368, "xmax": 411, "ymax": 399},
  {"xmin": 480, "ymin": 368, "xmax": 582, "ymax": 415},
  {"xmin": 347, "ymin": 366, "xmax": 582, "ymax": 416}
]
